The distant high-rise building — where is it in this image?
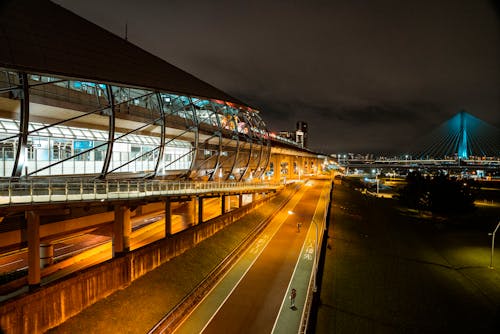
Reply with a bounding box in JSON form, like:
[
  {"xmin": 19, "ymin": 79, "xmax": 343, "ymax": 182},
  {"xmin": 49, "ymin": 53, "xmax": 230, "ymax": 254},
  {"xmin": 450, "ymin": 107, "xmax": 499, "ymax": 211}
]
[
  {"xmin": 278, "ymin": 121, "xmax": 309, "ymax": 148},
  {"xmin": 278, "ymin": 131, "xmax": 295, "ymax": 141},
  {"xmin": 296, "ymin": 121, "xmax": 308, "ymax": 148}
]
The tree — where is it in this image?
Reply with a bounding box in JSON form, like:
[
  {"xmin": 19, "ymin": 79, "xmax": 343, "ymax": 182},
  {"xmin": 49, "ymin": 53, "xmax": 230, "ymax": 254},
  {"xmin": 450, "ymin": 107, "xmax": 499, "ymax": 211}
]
[{"xmin": 399, "ymin": 171, "xmax": 476, "ymax": 214}]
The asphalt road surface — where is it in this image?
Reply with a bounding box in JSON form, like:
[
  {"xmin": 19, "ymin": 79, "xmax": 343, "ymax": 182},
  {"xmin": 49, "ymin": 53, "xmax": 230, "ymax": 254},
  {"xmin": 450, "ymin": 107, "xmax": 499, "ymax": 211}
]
[
  {"xmin": 201, "ymin": 180, "xmax": 326, "ymax": 333},
  {"xmin": 0, "ymin": 198, "xmax": 224, "ymax": 276}
]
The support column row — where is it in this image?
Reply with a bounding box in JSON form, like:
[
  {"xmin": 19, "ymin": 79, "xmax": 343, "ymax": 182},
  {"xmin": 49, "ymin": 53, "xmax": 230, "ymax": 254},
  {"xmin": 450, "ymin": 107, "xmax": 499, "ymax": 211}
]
[{"xmin": 113, "ymin": 205, "xmax": 131, "ymax": 257}]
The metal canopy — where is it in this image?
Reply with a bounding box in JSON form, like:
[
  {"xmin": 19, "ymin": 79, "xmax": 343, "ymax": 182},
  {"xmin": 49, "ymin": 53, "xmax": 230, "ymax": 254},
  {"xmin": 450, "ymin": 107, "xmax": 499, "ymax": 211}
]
[{"xmin": 0, "ymin": 0, "xmax": 247, "ymax": 107}]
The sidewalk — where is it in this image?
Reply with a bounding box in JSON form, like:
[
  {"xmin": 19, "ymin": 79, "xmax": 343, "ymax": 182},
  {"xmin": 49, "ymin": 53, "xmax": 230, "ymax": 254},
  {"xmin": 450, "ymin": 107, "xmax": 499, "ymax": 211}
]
[{"xmin": 272, "ymin": 184, "xmax": 330, "ymax": 334}]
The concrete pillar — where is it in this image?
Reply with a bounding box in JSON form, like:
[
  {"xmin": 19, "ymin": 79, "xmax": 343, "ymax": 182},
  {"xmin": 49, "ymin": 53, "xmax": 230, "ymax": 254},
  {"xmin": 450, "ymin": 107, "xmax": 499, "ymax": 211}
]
[
  {"xmin": 187, "ymin": 198, "xmax": 196, "ymax": 225},
  {"xmin": 239, "ymin": 194, "xmax": 243, "ymax": 208},
  {"xmin": 291, "ymin": 157, "xmax": 297, "ymax": 179},
  {"xmin": 198, "ymin": 197, "xmax": 204, "ymax": 224},
  {"xmin": 286, "ymin": 157, "xmax": 293, "ymax": 180},
  {"xmin": 298, "ymin": 156, "xmax": 304, "ymax": 179},
  {"xmin": 221, "ymin": 195, "xmax": 227, "ymax": 214},
  {"xmin": 113, "ymin": 205, "xmax": 131, "ymax": 256},
  {"xmin": 26, "ymin": 211, "xmax": 40, "ymax": 288},
  {"xmin": 252, "ymin": 192, "xmax": 256, "ymax": 202},
  {"xmin": 40, "ymin": 243, "xmax": 54, "ymax": 268},
  {"xmin": 275, "ymin": 156, "xmax": 282, "ymax": 183},
  {"xmin": 269, "ymin": 154, "xmax": 280, "ymax": 183},
  {"xmin": 165, "ymin": 198, "xmax": 172, "ymax": 236}
]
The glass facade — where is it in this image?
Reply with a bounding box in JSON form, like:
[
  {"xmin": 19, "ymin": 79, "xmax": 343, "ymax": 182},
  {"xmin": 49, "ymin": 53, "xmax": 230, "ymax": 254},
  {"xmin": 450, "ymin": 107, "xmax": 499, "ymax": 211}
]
[{"xmin": 0, "ymin": 68, "xmax": 271, "ymax": 180}]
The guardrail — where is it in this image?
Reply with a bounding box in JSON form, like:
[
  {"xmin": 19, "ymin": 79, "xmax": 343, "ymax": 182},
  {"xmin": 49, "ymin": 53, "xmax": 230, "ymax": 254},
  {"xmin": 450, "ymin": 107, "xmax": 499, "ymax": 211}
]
[
  {"xmin": 0, "ymin": 179, "xmax": 283, "ymax": 206},
  {"xmin": 299, "ymin": 182, "xmax": 331, "ymax": 334}
]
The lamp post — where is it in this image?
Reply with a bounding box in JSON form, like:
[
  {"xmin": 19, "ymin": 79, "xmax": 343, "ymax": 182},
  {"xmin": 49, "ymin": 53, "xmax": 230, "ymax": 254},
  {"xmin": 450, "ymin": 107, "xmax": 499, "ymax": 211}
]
[
  {"xmin": 488, "ymin": 221, "xmax": 500, "ymax": 269},
  {"xmin": 288, "ymin": 210, "xmax": 321, "ymax": 292}
]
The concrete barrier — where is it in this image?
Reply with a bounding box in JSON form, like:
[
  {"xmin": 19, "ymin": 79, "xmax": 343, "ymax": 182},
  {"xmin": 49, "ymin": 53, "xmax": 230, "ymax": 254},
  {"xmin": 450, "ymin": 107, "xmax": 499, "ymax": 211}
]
[{"xmin": 0, "ymin": 256, "xmax": 130, "ymax": 334}]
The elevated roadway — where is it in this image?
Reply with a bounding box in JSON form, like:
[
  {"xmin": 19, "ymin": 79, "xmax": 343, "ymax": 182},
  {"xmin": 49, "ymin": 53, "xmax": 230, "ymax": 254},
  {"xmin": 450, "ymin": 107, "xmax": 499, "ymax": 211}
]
[
  {"xmin": 0, "ymin": 198, "xmax": 223, "ymax": 277},
  {"xmin": 340, "ymin": 158, "xmax": 500, "ymax": 171}
]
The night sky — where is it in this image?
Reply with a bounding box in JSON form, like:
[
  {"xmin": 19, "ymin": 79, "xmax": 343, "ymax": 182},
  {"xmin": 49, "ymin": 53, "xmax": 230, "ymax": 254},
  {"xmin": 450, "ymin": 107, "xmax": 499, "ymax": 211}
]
[{"xmin": 53, "ymin": 0, "xmax": 499, "ymax": 155}]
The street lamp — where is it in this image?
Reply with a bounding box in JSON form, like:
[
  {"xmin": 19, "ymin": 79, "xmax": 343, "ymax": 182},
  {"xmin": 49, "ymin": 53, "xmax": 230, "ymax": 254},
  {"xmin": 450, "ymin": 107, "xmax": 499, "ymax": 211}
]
[
  {"xmin": 288, "ymin": 210, "xmax": 321, "ymax": 292},
  {"xmin": 488, "ymin": 221, "xmax": 500, "ymax": 269}
]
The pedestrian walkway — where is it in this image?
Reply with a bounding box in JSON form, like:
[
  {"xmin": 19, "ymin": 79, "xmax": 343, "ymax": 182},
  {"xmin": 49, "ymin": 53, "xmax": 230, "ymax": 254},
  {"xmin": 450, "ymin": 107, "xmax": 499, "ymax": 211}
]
[{"xmin": 0, "ymin": 179, "xmax": 281, "ymax": 206}]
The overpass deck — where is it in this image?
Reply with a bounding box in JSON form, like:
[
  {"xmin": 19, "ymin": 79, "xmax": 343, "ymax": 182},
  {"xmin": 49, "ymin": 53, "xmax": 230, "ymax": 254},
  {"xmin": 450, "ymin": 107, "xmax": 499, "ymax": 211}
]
[
  {"xmin": 339, "ymin": 159, "xmax": 500, "ymax": 171},
  {"xmin": 0, "ymin": 180, "xmax": 282, "ymax": 208}
]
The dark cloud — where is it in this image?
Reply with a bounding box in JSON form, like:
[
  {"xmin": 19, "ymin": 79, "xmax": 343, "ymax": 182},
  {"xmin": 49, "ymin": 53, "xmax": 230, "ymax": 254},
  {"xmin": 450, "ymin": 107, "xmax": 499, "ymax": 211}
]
[
  {"xmin": 248, "ymin": 98, "xmax": 447, "ymax": 153},
  {"xmin": 54, "ymin": 0, "xmax": 500, "ymax": 155}
]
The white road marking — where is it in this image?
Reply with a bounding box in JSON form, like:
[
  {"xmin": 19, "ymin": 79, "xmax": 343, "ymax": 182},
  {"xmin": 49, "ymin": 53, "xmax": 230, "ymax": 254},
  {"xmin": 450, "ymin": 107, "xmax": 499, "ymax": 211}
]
[
  {"xmin": 0, "ymin": 259, "xmax": 23, "ymax": 268},
  {"xmin": 303, "ymin": 245, "xmax": 314, "ymax": 261},
  {"xmin": 55, "ymin": 244, "xmax": 74, "ymax": 251}
]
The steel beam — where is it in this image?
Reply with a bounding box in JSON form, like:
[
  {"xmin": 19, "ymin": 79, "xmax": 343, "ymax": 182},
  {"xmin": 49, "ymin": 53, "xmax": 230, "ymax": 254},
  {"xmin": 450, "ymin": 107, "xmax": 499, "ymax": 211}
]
[
  {"xmin": 12, "ymin": 72, "xmax": 29, "ymax": 177},
  {"xmin": 153, "ymin": 92, "xmax": 166, "ymax": 177},
  {"xmin": 100, "ymin": 85, "xmax": 116, "ymax": 178},
  {"xmin": 187, "ymin": 97, "xmax": 199, "ymax": 179}
]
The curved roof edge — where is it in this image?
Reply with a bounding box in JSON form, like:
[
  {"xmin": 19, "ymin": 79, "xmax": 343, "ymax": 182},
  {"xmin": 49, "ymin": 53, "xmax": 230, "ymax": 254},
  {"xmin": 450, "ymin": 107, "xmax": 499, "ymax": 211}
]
[{"xmin": 0, "ymin": 0, "xmax": 249, "ymax": 107}]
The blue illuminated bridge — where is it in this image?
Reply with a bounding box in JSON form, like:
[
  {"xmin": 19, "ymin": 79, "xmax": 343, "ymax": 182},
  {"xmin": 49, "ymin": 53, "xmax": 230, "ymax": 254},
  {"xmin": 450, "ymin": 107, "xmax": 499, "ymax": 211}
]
[
  {"xmin": 416, "ymin": 111, "xmax": 500, "ymax": 160},
  {"xmin": 0, "ymin": 2, "xmax": 327, "ymax": 332},
  {"xmin": 337, "ymin": 111, "xmax": 500, "ymax": 173}
]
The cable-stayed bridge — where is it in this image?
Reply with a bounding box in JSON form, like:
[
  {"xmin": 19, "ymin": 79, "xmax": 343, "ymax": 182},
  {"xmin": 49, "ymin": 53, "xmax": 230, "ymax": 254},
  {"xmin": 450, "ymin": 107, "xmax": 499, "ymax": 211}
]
[
  {"xmin": 338, "ymin": 158, "xmax": 500, "ymax": 172},
  {"xmin": 336, "ymin": 111, "xmax": 500, "ymax": 173},
  {"xmin": 415, "ymin": 111, "xmax": 500, "ymax": 159}
]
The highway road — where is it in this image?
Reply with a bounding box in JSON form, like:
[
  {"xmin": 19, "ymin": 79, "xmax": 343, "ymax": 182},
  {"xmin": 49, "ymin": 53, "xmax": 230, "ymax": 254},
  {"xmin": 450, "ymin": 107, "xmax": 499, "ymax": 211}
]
[
  {"xmin": 175, "ymin": 179, "xmax": 330, "ymax": 334},
  {"xmin": 0, "ymin": 197, "xmax": 227, "ymax": 278}
]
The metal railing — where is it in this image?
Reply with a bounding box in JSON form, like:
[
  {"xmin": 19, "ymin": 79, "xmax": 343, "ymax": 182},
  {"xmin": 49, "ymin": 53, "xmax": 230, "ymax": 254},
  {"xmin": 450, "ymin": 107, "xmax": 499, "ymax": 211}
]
[{"xmin": 0, "ymin": 179, "xmax": 283, "ymax": 206}]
